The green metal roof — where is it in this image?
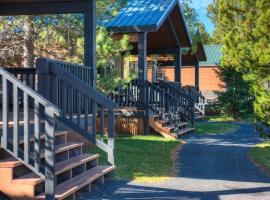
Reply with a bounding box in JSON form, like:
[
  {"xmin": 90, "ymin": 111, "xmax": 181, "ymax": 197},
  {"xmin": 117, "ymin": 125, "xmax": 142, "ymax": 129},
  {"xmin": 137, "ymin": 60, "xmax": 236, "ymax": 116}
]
[{"xmin": 199, "ymin": 45, "xmax": 222, "ymax": 66}]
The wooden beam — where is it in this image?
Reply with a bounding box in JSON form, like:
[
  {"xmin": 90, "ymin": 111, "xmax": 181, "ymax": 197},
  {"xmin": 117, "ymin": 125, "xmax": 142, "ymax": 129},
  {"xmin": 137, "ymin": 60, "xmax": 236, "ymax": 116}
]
[
  {"xmin": 84, "ymin": 0, "xmax": 96, "ymax": 88},
  {"xmin": 167, "ymin": 16, "xmax": 181, "ymax": 48},
  {"xmin": 0, "ymin": 1, "xmax": 92, "ymax": 15},
  {"xmin": 131, "ymin": 48, "xmax": 180, "ymax": 55}
]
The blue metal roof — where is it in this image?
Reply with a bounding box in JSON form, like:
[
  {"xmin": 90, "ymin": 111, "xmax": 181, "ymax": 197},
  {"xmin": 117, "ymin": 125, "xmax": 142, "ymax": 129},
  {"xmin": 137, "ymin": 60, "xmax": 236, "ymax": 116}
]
[
  {"xmin": 199, "ymin": 45, "xmax": 223, "ymax": 66},
  {"xmin": 102, "ymin": 0, "xmax": 182, "ymax": 32}
]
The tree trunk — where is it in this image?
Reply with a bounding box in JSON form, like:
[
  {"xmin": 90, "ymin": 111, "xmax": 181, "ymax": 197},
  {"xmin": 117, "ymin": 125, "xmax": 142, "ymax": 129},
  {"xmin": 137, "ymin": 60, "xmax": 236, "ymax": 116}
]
[{"xmin": 23, "ymin": 16, "xmax": 34, "ymax": 68}]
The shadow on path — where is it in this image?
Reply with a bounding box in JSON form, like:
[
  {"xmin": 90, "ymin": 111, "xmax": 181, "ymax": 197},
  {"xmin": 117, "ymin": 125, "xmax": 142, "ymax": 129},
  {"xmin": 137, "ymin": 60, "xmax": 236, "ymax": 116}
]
[{"xmin": 79, "ymin": 123, "xmax": 270, "ymax": 200}]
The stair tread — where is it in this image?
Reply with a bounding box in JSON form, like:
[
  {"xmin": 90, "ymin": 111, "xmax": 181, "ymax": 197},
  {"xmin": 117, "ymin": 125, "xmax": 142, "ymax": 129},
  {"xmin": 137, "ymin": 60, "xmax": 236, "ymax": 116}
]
[
  {"xmin": 177, "ymin": 122, "xmax": 188, "ymax": 126},
  {"xmin": 30, "ymin": 142, "xmax": 83, "ymax": 159},
  {"xmin": 19, "ymin": 131, "xmax": 67, "ymax": 145},
  {"xmin": 178, "ymin": 128, "xmax": 195, "ymax": 135},
  {"xmin": 35, "ymin": 165, "xmax": 116, "ymax": 200},
  {"xmin": 157, "ymin": 120, "xmax": 169, "ymax": 124},
  {"xmin": 0, "ymin": 142, "xmax": 83, "ymax": 168},
  {"xmin": 12, "ymin": 154, "xmax": 99, "ymax": 185}
]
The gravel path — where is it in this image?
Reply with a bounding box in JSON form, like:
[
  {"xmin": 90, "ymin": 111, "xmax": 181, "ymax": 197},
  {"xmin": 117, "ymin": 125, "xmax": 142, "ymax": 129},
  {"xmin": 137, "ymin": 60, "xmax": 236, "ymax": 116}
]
[{"xmin": 78, "ymin": 123, "xmax": 270, "ymax": 200}]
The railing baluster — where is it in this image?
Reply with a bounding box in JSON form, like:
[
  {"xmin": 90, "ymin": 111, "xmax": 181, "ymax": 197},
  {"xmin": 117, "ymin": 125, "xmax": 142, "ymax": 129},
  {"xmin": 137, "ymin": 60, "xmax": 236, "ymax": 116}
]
[
  {"xmin": 108, "ymin": 109, "xmax": 115, "ymax": 165},
  {"xmin": 69, "ymin": 84, "xmax": 73, "ymax": 120},
  {"xmin": 13, "ymin": 85, "xmax": 19, "ymax": 157},
  {"xmin": 24, "ymin": 92, "xmax": 30, "ymax": 164},
  {"xmin": 2, "ymin": 77, "xmax": 8, "ymax": 149},
  {"xmin": 77, "ymin": 90, "xmax": 81, "ymax": 126},
  {"xmin": 100, "ymin": 107, "xmax": 105, "ymax": 141},
  {"xmin": 44, "ymin": 108, "xmax": 56, "ymax": 200},
  {"xmin": 92, "ymin": 101, "xmax": 97, "ymax": 144},
  {"xmin": 84, "ymin": 96, "xmax": 89, "ymax": 131},
  {"xmin": 34, "ymin": 101, "xmax": 41, "ymax": 172}
]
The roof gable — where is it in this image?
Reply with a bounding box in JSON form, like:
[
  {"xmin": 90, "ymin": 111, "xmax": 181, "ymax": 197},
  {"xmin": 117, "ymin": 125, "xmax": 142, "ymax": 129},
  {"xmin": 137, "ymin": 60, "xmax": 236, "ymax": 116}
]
[
  {"xmin": 200, "ymin": 45, "xmax": 222, "ymax": 66},
  {"xmin": 104, "ymin": 0, "xmax": 177, "ymax": 32}
]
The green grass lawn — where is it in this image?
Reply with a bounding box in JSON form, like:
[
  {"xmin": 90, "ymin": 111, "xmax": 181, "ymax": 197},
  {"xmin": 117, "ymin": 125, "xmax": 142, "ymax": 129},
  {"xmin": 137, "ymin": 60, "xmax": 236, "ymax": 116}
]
[
  {"xmin": 196, "ymin": 122, "xmax": 240, "ymax": 134},
  {"xmin": 251, "ymin": 141, "xmax": 270, "ymax": 170},
  {"xmin": 90, "ymin": 135, "xmax": 181, "ymax": 183}
]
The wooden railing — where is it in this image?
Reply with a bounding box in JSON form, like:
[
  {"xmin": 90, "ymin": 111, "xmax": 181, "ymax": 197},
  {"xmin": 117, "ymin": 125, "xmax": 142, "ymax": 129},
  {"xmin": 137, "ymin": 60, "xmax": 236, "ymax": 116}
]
[
  {"xmin": 195, "ymin": 92, "xmax": 206, "ymax": 116},
  {"xmin": 158, "ymin": 81, "xmax": 196, "ymax": 124},
  {"xmin": 0, "ymin": 59, "xmax": 117, "ymax": 199},
  {"xmin": 52, "ymin": 61, "xmax": 93, "ymax": 86},
  {"xmin": 4, "ymin": 67, "xmax": 36, "ymax": 89},
  {"xmin": 109, "ymin": 79, "xmax": 195, "ymax": 125},
  {"xmin": 36, "ymin": 58, "xmax": 117, "ymax": 165},
  {"xmin": 0, "ymin": 67, "xmax": 62, "ymax": 199}
]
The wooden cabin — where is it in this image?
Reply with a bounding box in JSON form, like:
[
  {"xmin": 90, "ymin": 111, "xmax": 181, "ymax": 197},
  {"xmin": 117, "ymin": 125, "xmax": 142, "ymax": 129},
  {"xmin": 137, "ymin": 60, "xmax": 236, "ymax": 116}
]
[
  {"xmin": 103, "ymin": 0, "xmax": 208, "ymax": 137},
  {"xmin": 145, "ymin": 45, "xmax": 224, "ymax": 101}
]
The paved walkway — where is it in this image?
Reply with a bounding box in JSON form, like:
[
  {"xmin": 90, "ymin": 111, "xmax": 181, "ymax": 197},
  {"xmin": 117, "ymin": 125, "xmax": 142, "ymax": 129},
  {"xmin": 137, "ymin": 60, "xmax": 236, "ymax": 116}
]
[{"xmin": 79, "ymin": 123, "xmax": 270, "ymax": 200}]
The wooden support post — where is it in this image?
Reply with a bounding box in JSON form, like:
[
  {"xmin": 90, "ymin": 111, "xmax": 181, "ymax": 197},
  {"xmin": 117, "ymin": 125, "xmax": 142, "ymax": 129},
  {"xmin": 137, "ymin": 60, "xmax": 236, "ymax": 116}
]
[
  {"xmin": 84, "ymin": 0, "xmax": 96, "ymax": 88},
  {"xmin": 174, "ymin": 49, "xmax": 182, "ymax": 87},
  {"xmin": 195, "ymin": 61, "xmax": 199, "ymax": 89},
  {"xmin": 138, "ymin": 32, "xmax": 149, "ymax": 135},
  {"xmin": 36, "ymin": 58, "xmax": 51, "ymax": 101},
  {"xmin": 138, "ymin": 32, "xmax": 147, "ymax": 81}
]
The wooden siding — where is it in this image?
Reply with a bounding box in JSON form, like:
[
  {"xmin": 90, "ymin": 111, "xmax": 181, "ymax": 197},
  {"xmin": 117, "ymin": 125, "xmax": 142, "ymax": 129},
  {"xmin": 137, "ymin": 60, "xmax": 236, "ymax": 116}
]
[
  {"xmin": 97, "ymin": 116, "xmax": 144, "ymax": 136},
  {"xmin": 147, "ymin": 66, "xmax": 225, "ymax": 100}
]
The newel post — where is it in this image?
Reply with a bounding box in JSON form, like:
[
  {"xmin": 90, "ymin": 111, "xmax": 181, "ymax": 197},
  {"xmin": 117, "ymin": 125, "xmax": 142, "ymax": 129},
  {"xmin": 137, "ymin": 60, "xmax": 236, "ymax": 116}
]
[
  {"xmin": 108, "ymin": 109, "xmax": 115, "ymax": 165},
  {"xmin": 36, "ymin": 58, "xmax": 51, "ymax": 101}
]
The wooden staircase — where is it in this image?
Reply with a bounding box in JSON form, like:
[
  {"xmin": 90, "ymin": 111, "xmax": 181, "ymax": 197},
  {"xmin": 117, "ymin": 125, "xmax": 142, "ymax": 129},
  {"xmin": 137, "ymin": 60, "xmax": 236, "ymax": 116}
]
[
  {"xmin": 0, "ymin": 131, "xmax": 115, "ymax": 200},
  {"xmin": 0, "ymin": 59, "xmax": 118, "ymax": 200},
  {"xmin": 149, "ymin": 113, "xmax": 195, "ymax": 139}
]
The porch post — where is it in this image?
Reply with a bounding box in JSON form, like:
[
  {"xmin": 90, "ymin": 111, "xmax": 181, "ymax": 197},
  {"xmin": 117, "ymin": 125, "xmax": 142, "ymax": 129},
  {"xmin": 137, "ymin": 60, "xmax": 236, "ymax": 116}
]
[
  {"xmin": 138, "ymin": 32, "xmax": 147, "ymax": 80},
  {"xmin": 174, "ymin": 49, "xmax": 181, "ymax": 87},
  {"xmin": 195, "ymin": 61, "xmax": 199, "ymax": 89},
  {"xmin": 84, "ymin": 0, "xmax": 96, "ymax": 88},
  {"xmin": 138, "ymin": 32, "xmax": 149, "ymax": 135}
]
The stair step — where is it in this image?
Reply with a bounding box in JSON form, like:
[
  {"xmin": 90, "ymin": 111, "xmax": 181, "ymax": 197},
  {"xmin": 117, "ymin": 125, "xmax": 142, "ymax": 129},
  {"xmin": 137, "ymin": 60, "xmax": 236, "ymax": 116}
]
[
  {"xmin": 35, "ymin": 165, "xmax": 116, "ymax": 200},
  {"xmin": 0, "ymin": 142, "xmax": 83, "ymax": 168},
  {"xmin": 12, "ymin": 154, "xmax": 99, "ymax": 185},
  {"xmin": 30, "ymin": 142, "xmax": 83, "ymax": 159},
  {"xmin": 157, "ymin": 120, "xmax": 169, "ymax": 126},
  {"xmin": 178, "ymin": 128, "xmax": 195, "ymax": 136},
  {"xmin": 177, "ymin": 122, "xmax": 188, "ymax": 127},
  {"xmin": 19, "ymin": 131, "xmax": 67, "ymax": 145},
  {"xmin": 164, "ymin": 125, "xmax": 175, "ymax": 133}
]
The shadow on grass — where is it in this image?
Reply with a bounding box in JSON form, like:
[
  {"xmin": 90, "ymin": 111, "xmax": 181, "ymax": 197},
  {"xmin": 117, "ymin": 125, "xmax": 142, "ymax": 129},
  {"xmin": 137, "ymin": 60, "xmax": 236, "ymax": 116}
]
[{"xmin": 90, "ymin": 135, "xmax": 181, "ymax": 182}]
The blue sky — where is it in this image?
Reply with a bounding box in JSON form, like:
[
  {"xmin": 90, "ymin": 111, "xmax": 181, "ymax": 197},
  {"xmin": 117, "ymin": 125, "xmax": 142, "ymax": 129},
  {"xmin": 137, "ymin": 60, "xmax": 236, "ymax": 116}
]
[{"xmin": 190, "ymin": 0, "xmax": 214, "ymax": 34}]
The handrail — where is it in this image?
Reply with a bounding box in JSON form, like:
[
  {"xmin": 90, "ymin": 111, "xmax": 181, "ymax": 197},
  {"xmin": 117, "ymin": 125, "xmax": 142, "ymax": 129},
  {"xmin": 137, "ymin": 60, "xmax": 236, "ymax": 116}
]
[
  {"xmin": 50, "ymin": 63, "xmax": 117, "ymax": 110},
  {"xmin": 0, "ymin": 67, "xmax": 62, "ymax": 116},
  {"xmin": 46, "ymin": 59, "xmax": 93, "ymax": 87},
  {"xmin": 158, "ymin": 81, "xmax": 196, "ymax": 124},
  {"xmin": 36, "ymin": 58, "xmax": 116, "ymax": 166},
  {"xmin": 0, "ymin": 67, "xmax": 63, "ymax": 198}
]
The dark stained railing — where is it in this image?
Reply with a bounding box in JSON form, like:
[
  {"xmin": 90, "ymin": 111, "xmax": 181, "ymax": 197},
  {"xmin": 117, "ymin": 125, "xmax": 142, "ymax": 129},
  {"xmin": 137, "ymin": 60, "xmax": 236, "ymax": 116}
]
[
  {"xmin": 109, "ymin": 79, "xmax": 195, "ymax": 126},
  {"xmin": 36, "ymin": 58, "xmax": 117, "ymax": 165},
  {"xmin": 0, "ymin": 59, "xmax": 117, "ymax": 199},
  {"xmin": 4, "ymin": 67, "xmax": 36, "ymax": 90},
  {"xmin": 158, "ymin": 81, "xmax": 196, "ymax": 124},
  {"xmin": 0, "ymin": 67, "xmax": 61, "ymax": 198}
]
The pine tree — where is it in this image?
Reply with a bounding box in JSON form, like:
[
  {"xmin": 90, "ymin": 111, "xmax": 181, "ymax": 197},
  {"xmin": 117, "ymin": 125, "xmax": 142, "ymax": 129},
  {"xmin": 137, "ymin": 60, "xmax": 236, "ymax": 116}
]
[{"xmin": 208, "ymin": 0, "xmax": 270, "ymax": 124}]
